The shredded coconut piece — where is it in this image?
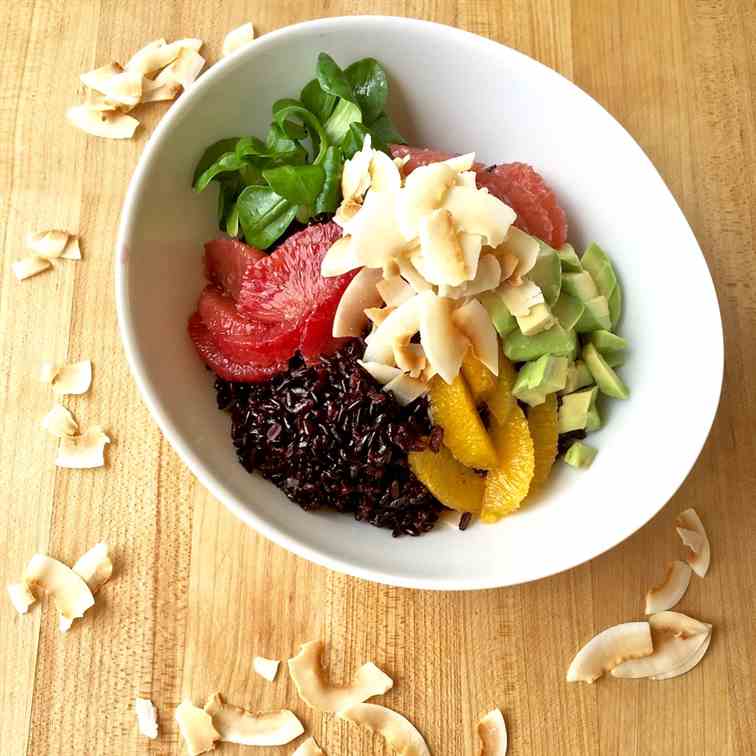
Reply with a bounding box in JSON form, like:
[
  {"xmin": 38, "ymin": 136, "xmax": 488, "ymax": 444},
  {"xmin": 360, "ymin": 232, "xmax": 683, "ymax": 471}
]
[
  {"xmin": 13, "ymin": 256, "xmax": 52, "ymax": 281},
  {"xmin": 56, "ymin": 426, "xmax": 110, "ymax": 469},
  {"xmin": 253, "ymin": 656, "xmax": 280, "ymax": 682},
  {"xmin": 41, "ymin": 403, "xmax": 79, "ymax": 438},
  {"xmin": 135, "ymin": 698, "xmax": 159, "ymax": 739},
  {"xmin": 222, "ymin": 22, "xmax": 255, "ymax": 57},
  {"xmin": 7, "ymin": 582, "xmax": 36, "ymax": 614}
]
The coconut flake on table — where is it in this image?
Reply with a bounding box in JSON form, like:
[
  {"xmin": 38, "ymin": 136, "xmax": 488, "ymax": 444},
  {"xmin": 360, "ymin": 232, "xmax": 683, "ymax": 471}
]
[
  {"xmin": 175, "ymin": 701, "xmax": 220, "ymax": 756},
  {"xmin": 41, "ymin": 403, "xmax": 79, "ymax": 438},
  {"xmin": 72, "ymin": 543, "xmax": 113, "ymax": 594},
  {"xmin": 478, "ymin": 708, "xmax": 508, "ymax": 755},
  {"xmin": 135, "ymin": 698, "xmax": 159, "ymax": 739},
  {"xmin": 153, "ymin": 47, "xmax": 206, "ymax": 90},
  {"xmin": 55, "ymin": 426, "xmax": 110, "ymax": 469},
  {"xmin": 222, "ymin": 22, "xmax": 255, "ymax": 57},
  {"xmin": 125, "ymin": 38, "xmax": 202, "ymax": 77},
  {"xmin": 13, "ymin": 256, "xmax": 52, "ymax": 281},
  {"xmin": 645, "ymin": 560, "xmax": 692, "ymax": 614},
  {"xmin": 253, "ymin": 655, "xmax": 280, "ymax": 682},
  {"xmin": 338, "ymin": 703, "xmax": 430, "ymax": 756},
  {"xmin": 80, "ymin": 62, "xmax": 143, "ymax": 108},
  {"xmin": 293, "ymin": 736, "xmax": 326, "ymax": 755},
  {"xmin": 66, "ymin": 105, "xmax": 139, "ymax": 139},
  {"xmin": 7, "ymin": 582, "xmax": 36, "ymax": 614},
  {"xmin": 39, "ymin": 359, "xmax": 92, "ymax": 396},
  {"xmin": 676, "ymin": 508, "xmax": 711, "ymax": 577}
]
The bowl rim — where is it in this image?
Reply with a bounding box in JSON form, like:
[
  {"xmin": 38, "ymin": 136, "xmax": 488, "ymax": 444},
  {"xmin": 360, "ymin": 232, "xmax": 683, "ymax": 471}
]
[{"xmin": 115, "ymin": 15, "xmax": 724, "ymax": 590}]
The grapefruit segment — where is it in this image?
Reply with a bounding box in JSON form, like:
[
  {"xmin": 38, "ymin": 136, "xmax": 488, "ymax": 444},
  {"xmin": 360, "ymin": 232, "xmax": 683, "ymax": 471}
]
[{"xmin": 204, "ymin": 238, "xmax": 265, "ymax": 300}]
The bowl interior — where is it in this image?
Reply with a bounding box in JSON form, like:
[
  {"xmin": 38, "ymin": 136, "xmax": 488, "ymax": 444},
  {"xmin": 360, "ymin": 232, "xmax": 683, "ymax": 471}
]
[{"xmin": 117, "ymin": 17, "xmax": 723, "ymax": 589}]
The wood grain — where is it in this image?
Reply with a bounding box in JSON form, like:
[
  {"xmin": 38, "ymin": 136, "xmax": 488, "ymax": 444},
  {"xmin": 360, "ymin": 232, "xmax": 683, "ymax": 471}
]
[{"xmin": 1, "ymin": 1, "xmax": 754, "ymax": 754}]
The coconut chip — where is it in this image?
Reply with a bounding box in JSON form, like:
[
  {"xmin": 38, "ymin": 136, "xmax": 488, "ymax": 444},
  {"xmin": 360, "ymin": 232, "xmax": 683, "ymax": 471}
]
[
  {"xmin": 72, "ymin": 543, "xmax": 112, "ymax": 593},
  {"xmin": 293, "ymin": 736, "xmax": 326, "ymax": 756},
  {"xmin": 645, "ymin": 560, "xmax": 692, "ymax": 614},
  {"xmin": 80, "ymin": 63, "xmax": 143, "ymax": 107},
  {"xmin": 419, "ymin": 294, "xmax": 469, "ymax": 384},
  {"xmin": 204, "ymin": 692, "xmax": 303, "ymax": 746},
  {"xmin": 41, "ymin": 403, "xmax": 79, "ymax": 438},
  {"xmin": 331, "ymin": 267, "xmax": 383, "ymax": 338},
  {"xmin": 222, "ymin": 22, "xmax": 255, "ymax": 57},
  {"xmin": 338, "ymin": 702, "xmax": 430, "ymax": 756},
  {"xmin": 478, "ymin": 708, "xmax": 508, "ymax": 756},
  {"xmin": 393, "ymin": 342, "xmax": 426, "ymax": 376},
  {"xmin": 612, "ymin": 611, "xmax": 712, "ymax": 680},
  {"xmin": 383, "ymin": 373, "xmax": 428, "ymax": 406},
  {"xmin": 7, "ymin": 582, "xmax": 36, "ymax": 614},
  {"xmin": 176, "ymin": 701, "xmax": 220, "ymax": 756},
  {"xmin": 288, "ymin": 640, "xmax": 393, "ymax": 713},
  {"xmin": 141, "ymin": 78, "xmax": 182, "ymax": 104},
  {"xmin": 357, "ymin": 361, "xmax": 401, "ymax": 386},
  {"xmin": 125, "ymin": 38, "xmax": 202, "ymax": 76},
  {"xmin": 66, "ymin": 105, "xmax": 139, "ymax": 139},
  {"xmin": 13, "ymin": 256, "xmax": 52, "ymax": 281},
  {"xmin": 153, "ymin": 47, "xmax": 205, "ymax": 90},
  {"xmin": 566, "ymin": 621, "xmax": 653, "ymax": 683},
  {"xmin": 22, "ymin": 554, "xmax": 95, "ymax": 632},
  {"xmin": 253, "ymin": 656, "xmax": 280, "ymax": 682},
  {"xmin": 135, "ymin": 698, "xmax": 159, "ymax": 739},
  {"xmin": 61, "ymin": 237, "xmax": 82, "ymax": 260},
  {"xmin": 56, "ymin": 426, "xmax": 110, "ymax": 469},
  {"xmin": 452, "ymin": 298, "xmax": 500, "ymax": 375},
  {"xmin": 45, "ymin": 359, "xmax": 92, "ymax": 396},
  {"xmin": 676, "ymin": 508, "xmax": 711, "ymax": 577},
  {"xmin": 321, "ymin": 236, "xmax": 361, "ymax": 278},
  {"xmin": 25, "ymin": 230, "xmax": 69, "ymax": 258},
  {"xmin": 377, "ymin": 275, "xmax": 415, "ymax": 309}
]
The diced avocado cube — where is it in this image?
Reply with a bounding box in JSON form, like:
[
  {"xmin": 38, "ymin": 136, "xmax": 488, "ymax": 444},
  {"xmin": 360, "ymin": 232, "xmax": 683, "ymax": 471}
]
[
  {"xmin": 608, "ymin": 284, "xmax": 622, "ymax": 329},
  {"xmin": 512, "ymin": 355, "xmax": 568, "ymax": 407},
  {"xmin": 561, "ymin": 360, "xmax": 594, "ymax": 394},
  {"xmin": 583, "ymin": 242, "xmax": 620, "ymax": 304},
  {"xmin": 564, "ymin": 441, "xmax": 598, "ymax": 469},
  {"xmin": 562, "ymin": 271, "xmax": 598, "ymax": 302},
  {"xmin": 516, "ymin": 302, "xmax": 556, "ymax": 336},
  {"xmin": 505, "ymin": 323, "xmax": 576, "ymax": 362},
  {"xmin": 479, "ymin": 291, "xmax": 517, "ymax": 339},
  {"xmin": 574, "ymin": 295, "xmax": 611, "ymax": 332},
  {"xmin": 558, "ymin": 243, "xmax": 582, "ymax": 272},
  {"xmin": 603, "ymin": 350, "xmax": 626, "ymax": 368},
  {"xmin": 528, "ymin": 243, "xmax": 562, "ymax": 306},
  {"xmin": 558, "ymin": 386, "xmax": 598, "ymax": 433},
  {"xmin": 552, "ymin": 292, "xmax": 585, "ymax": 331},
  {"xmin": 586, "ymin": 402, "xmax": 602, "ymax": 431},
  {"xmin": 583, "ymin": 343, "xmax": 629, "ymax": 399},
  {"xmin": 589, "ymin": 330, "xmax": 628, "ymax": 353}
]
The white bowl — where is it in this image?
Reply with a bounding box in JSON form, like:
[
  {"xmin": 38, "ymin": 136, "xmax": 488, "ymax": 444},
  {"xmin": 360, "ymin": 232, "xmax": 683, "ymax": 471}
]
[{"xmin": 116, "ymin": 16, "xmax": 723, "ymax": 590}]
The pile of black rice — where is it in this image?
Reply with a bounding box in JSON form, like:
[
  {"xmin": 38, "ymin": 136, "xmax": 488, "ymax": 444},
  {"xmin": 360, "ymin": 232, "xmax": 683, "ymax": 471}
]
[{"xmin": 214, "ymin": 338, "xmax": 449, "ymax": 536}]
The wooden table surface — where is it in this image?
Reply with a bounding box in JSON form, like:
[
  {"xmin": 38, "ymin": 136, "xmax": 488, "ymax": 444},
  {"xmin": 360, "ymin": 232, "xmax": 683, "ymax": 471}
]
[{"xmin": 2, "ymin": 1, "xmax": 754, "ymax": 754}]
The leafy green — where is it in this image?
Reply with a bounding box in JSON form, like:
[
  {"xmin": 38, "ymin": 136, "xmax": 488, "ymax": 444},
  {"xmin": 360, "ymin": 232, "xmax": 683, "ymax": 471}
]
[
  {"xmin": 273, "ymin": 104, "xmax": 329, "ymax": 164},
  {"xmin": 263, "ymin": 164, "xmax": 325, "ymax": 206},
  {"xmin": 265, "ymin": 124, "xmax": 307, "ymax": 164},
  {"xmin": 300, "ymin": 78, "xmax": 337, "ymax": 123},
  {"xmin": 272, "ymin": 98, "xmax": 308, "ymax": 139},
  {"xmin": 193, "ymin": 138, "xmax": 240, "ymax": 186},
  {"xmin": 324, "ymin": 99, "xmax": 362, "ymax": 146},
  {"xmin": 236, "ymin": 185, "xmax": 298, "ymax": 249},
  {"xmin": 225, "ymin": 202, "xmax": 240, "ymax": 236},
  {"xmin": 345, "ymin": 58, "xmax": 388, "ymax": 124},
  {"xmin": 316, "ymin": 52, "xmax": 354, "ymax": 101},
  {"xmin": 194, "ymin": 151, "xmax": 244, "ymax": 192},
  {"xmin": 314, "ymin": 146, "xmax": 343, "ymax": 214},
  {"xmin": 341, "ymin": 123, "xmax": 388, "ymax": 159},
  {"xmin": 369, "ymin": 112, "xmax": 405, "ymax": 145}
]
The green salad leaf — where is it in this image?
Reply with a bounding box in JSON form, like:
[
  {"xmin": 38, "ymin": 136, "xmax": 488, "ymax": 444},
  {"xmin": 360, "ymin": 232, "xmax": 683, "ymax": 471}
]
[
  {"xmin": 341, "ymin": 122, "xmax": 389, "ymax": 159},
  {"xmin": 300, "ymin": 78, "xmax": 337, "ymax": 123},
  {"xmin": 324, "ymin": 99, "xmax": 362, "ymax": 146},
  {"xmin": 314, "ymin": 146, "xmax": 343, "ymax": 214},
  {"xmin": 263, "ymin": 164, "xmax": 325, "ymax": 206},
  {"xmin": 273, "ymin": 104, "xmax": 329, "ymax": 164},
  {"xmin": 236, "ymin": 185, "xmax": 298, "ymax": 249},
  {"xmin": 194, "ymin": 151, "xmax": 244, "ymax": 193},
  {"xmin": 193, "ymin": 137, "xmax": 240, "ymax": 186},
  {"xmin": 316, "ymin": 52, "xmax": 355, "ymax": 101},
  {"xmin": 345, "ymin": 58, "xmax": 388, "ymax": 124},
  {"xmin": 369, "ymin": 111, "xmax": 405, "ymax": 145}
]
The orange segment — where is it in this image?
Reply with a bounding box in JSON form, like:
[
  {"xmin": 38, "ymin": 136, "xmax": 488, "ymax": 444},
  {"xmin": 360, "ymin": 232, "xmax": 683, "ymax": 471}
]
[
  {"xmin": 428, "ymin": 375, "xmax": 498, "ymax": 470},
  {"xmin": 409, "ymin": 444, "xmax": 485, "ymax": 513},
  {"xmin": 486, "ymin": 354, "xmax": 517, "ymax": 426},
  {"xmin": 481, "ymin": 404, "xmax": 535, "ymax": 523},
  {"xmin": 527, "ymin": 393, "xmax": 559, "ymax": 494},
  {"xmin": 461, "ymin": 350, "xmax": 497, "ymax": 404}
]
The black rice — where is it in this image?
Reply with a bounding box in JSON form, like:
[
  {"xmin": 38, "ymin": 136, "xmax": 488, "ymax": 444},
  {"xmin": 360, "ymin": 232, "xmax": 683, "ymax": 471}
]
[
  {"xmin": 557, "ymin": 428, "xmax": 587, "ymax": 457},
  {"xmin": 214, "ymin": 338, "xmax": 445, "ymax": 536}
]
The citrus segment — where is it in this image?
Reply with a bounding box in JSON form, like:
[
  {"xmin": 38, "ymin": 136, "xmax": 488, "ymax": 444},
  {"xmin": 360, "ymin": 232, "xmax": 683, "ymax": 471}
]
[
  {"xmin": 486, "ymin": 354, "xmax": 517, "ymax": 427},
  {"xmin": 481, "ymin": 405, "xmax": 535, "ymax": 523},
  {"xmin": 409, "ymin": 445, "xmax": 485, "ymax": 513},
  {"xmin": 428, "ymin": 375, "xmax": 498, "ymax": 470},
  {"xmin": 461, "ymin": 351, "xmax": 497, "ymax": 404},
  {"xmin": 527, "ymin": 393, "xmax": 559, "ymax": 494}
]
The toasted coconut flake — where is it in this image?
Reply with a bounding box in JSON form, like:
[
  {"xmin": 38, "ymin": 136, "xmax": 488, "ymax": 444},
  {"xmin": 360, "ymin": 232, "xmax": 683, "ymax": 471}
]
[
  {"xmin": 293, "ymin": 736, "xmax": 325, "ymax": 756},
  {"xmin": 204, "ymin": 692, "xmax": 303, "ymax": 746},
  {"xmin": 499, "ymin": 252, "xmax": 519, "ymax": 282},
  {"xmin": 66, "ymin": 105, "xmax": 139, "ymax": 139},
  {"xmin": 498, "ymin": 227, "xmax": 539, "ymax": 279},
  {"xmin": 452, "ymin": 299, "xmax": 499, "ymax": 375},
  {"xmin": 13, "ymin": 256, "xmax": 52, "ymax": 281},
  {"xmin": 253, "ymin": 656, "xmax": 280, "ymax": 682},
  {"xmin": 23, "ymin": 554, "xmax": 95, "ymax": 631},
  {"xmin": 175, "ymin": 701, "xmax": 220, "ymax": 756},
  {"xmin": 645, "ymin": 560, "xmax": 692, "ymax": 614},
  {"xmin": 344, "ymin": 190, "xmax": 408, "ymax": 268},
  {"xmin": 416, "ymin": 209, "xmax": 468, "ymax": 286},
  {"xmin": 51, "ymin": 360, "xmax": 92, "ymax": 396},
  {"xmin": 7, "ymin": 582, "xmax": 36, "ymax": 614},
  {"xmin": 39, "ymin": 362, "xmax": 58, "ymax": 384},
  {"xmin": 25, "ymin": 230, "xmax": 70, "ymax": 258},
  {"xmin": 154, "ymin": 47, "xmax": 205, "ymax": 89},
  {"xmin": 222, "ymin": 22, "xmax": 255, "ymax": 57},
  {"xmin": 125, "ymin": 38, "xmax": 170, "ymax": 75},
  {"xmin": 364, "ymin": 294, "xmax": 426, "ymax": 364},
  {"xmin": 72, "ymin": 543, "xmax": 112, "ymax": 593},
  {"xmin": 288, "ymin": 640, "xmax": 393, "ymax": 713},
  {"xmin": 41, "ymin": 403, "xmax": 79, "ymax": 438},
  {"xmin": 463, "ymin": 254, "xmax": 502, "ymax": 298},
  {"xmin": 383, "ymin": 374, "xmax": 428, "ymax": 405},
  {"xmin": 84, "ymin": 89, "xmax": 125, "ymax": 112},
  {"xmin": 358, "ymin": 361, "xmax": 401, "ymax": 386},
  {"xmin": 397, "ymin": 162, "xmax": 456, "ymax": 239},
  {"xmin": 377, "ymin": 276, "xmax": 415, "ymax": 308},
  {"xmin": 334, "ymin": 198, "xmax": 363, "ymax": 228},
  {"xmin": 394, "ymin": 342, "xmax": 426, "ymax": 376},
  {"xmin": 321, "ymin": 236, "xmax": 361, "ymax": 278},
  {"xmin": 338, "ymin": 703, "xmax": 430, "ymax": 756},
  {"xmin": 80, "ymin": 63, "xmax": 143, "ymax": 107},
  {"xmin": 442, "ymin": 152, "xmax": 476, "ymax": 173},
  {"xmin": 369, "ymin": 150, "xmax": 402, "ymax": 193},
  {"xmin": 342, "ymin": 135, "xmax": 373, "ymax": 203},
  {"xmin": 61, "ymin": 237, "xmax": 82, "ymax": 260},
  {"xmin": 135, "ymin": 697, "xmax": 159, "ymax": 739},
  {"xmin": 651, "ymin": 625, "xmax": 712, "ymax": 680},
  {"xmin": 364, "ymin": 307, "xmax": 394, "ymax": 328},
  {"xmin": 396, "ymin": 255, "xmax": 433, "ymax": 293},
  {"xmin": 332, "ymin": 267, "xmax": 383, "ymax": 338},
  {"xmin": 676, "ymin": 508, "xmax": 710, "ymax": 577},
  {"xmin": 479, "ymin": 708, "xmax": 508, "ymax": 756},
  {"xmin": 419, "ymin": 295, "xmax": 469, "ymax": 384},
  {"xmin": 441, "ymin": 185, "xmax": 516, "ymax": 248},
  {"xmin": 141, "ymin": 78, "xmax": 182, "ymax": 103},
  {"xmin": 56, "ymin": 426, "xmax": 110, "ymax": 469},
  {"xmin": 497, "ymin": 279, "xmax": 544, "ymax": 317},
  {"xmin": 566, "ymin": 622, "xmax": 653, "ymax": 683},
  {"xmin": 456, "ymin": 170, "xmax": 478, "ymax": 188},
  {"xmin": 612, "ymin": 611, "xmax": 711, "ymax": 680}
]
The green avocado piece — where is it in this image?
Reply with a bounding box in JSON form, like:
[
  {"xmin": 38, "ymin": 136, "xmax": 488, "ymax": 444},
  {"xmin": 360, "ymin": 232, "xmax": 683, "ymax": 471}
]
[
  {"xmin": 479, "ymin": 291, "xmax": 517, "ymax": 338},
  {"xmin": 512, "ymin": 355, "xmax": 569, "ymax": 407},
  {"xmin": 557, "ymin": 243, "xmax": 582, "ymax": 272},
  {"xmin": 603, "ymin": 349, "xmax": 626, "ymax": 368},
  {"xmin": 561, "ymin": 360, "xmax": 594, "ymax": 394},
  {"xmin": 575, "ymin": 295, "xmax": 612, "ymax": 332},
  {"xmin": 516, "ymin": 302, "xmax": 556, "ymax": 337},
  {"xmin": 505, "ymin": 323, "xmax": 576, "ymax": 362},
  {"xmin": 583, "ymin": 343, "xmax": 629, "ymax": 399},
  {"xmin": 589, "ymin": 330, "xmax": 628, "ymax": 353},
  {"xmin": 528, "ymin": 243, "xmax": 562, "ymax": 306},
  {"xmin": 564, "ymin": 441, "xmax": 598, "ymax": 469},
  {"xmin": 586, "ymin": 402, "xmax": 602, "ymax": 431},
  {"xmin": 608, "ymin": 284, "xmax": 622, "ymax": 329},
  {"xmin": 562, "ymin": 271, "xmax": 598, "ymax": 302},
  {"xmin": 558, "ymin": 386, "xmax": 598, "ymax": 433},
  {"xmin": 552, "ymin": 292, "xmax": 585, "ymax": 331}
]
